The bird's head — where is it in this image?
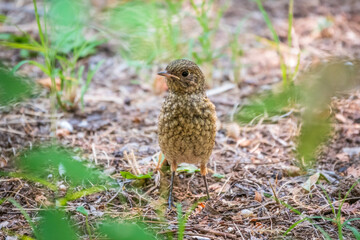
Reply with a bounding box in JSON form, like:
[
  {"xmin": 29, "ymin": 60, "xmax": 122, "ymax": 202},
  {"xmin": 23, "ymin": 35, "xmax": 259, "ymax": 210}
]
[{"xmin": 158, "ymin": 59, "xmax": 205, "ymax": 94}]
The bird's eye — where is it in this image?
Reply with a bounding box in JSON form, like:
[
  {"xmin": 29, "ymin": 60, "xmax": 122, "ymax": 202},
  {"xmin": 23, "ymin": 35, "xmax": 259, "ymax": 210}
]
[{"xmin": 182, "ymin": 71, "xmax": 189, "ymax": 77}]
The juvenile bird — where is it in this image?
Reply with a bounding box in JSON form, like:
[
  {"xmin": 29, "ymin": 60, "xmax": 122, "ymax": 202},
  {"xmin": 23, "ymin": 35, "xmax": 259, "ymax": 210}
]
[{"xmin": 157, "ymin": 59, "xmax": 217, "ymax": 208}]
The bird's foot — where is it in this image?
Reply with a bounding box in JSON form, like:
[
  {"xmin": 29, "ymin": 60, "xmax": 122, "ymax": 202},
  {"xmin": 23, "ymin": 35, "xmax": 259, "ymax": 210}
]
[{"xmin": 168, "ymin": 196, "xmax": 176, "ymax": 209}]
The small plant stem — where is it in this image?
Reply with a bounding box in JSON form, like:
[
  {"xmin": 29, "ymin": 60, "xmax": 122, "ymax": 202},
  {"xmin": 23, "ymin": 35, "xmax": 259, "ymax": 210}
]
[
  {"xmin": 32, "ymin": 0, "xmax": 45, "ymax": 47},
  {"xmin": 85, "ymin": 215, "xmax": 92, "ymax": 240}
]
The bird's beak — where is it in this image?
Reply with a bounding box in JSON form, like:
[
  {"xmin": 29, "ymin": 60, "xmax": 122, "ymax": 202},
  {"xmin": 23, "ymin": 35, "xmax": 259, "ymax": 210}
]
[{"xmin": 158, "ymin": 71, "xmax": 180, "ymax": 80}]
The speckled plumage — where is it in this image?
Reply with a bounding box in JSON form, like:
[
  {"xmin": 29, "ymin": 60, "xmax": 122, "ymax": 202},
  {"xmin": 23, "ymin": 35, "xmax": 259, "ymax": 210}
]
[
  {"xmin": 157, "ymin": 59, "xmax": 217, "ymax": 206},
  {"xmin": 158, "ymin": 92, "xmax": 216, "ymax": 172}
]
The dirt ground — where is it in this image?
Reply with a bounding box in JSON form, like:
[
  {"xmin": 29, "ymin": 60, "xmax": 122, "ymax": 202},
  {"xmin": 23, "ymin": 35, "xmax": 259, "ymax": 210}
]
[{"xmin": 1, "ymin": 0, "xmax": 360, "ymax": 239}]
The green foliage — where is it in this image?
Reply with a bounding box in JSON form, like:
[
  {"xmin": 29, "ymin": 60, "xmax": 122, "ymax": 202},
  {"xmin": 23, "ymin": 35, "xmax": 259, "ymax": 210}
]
[
  {"xmin": 177, "ymin": 164, "xmax": 199, "ymax": 174},
  {"xmin": 0, "ymin": 0, "xmax": 104, "ymax": 111},
  {"xmin": 236, "ymin": 59, "xmax": 360, "ymax": 169},
  {"xmin": 104, "ymin": 0, "xmax": 185, "ymax": 66},
  {"xmin": 7, "ymin": 198, "xmax": 39, "ymax": 237},
  {"xmin": 236, "ymin": 85, "xmax": 301, "ymax": 123},
  {"xmin": 212, "ymin": 173, "xmax": 225, "ymax": 179},
  {"xmin": 297, "ymin": 117, "xmax": 331, "ymax": 168},
  {"xmin": 283, "ymin": 180, "xmax": 360, "ymax": 239},
  {"xmin": 98, "ymin": 221, "xmax": 156, "ymax": 240},
  {"xmin": 189, "ymin": 0, "xmax": 229, "ymax": 65},
  {"xmin": 76, "ymin": 206, "xmax": 89, "ymax": 216},
  {"xmin": 254, "ymin": 0, "xmax": 299, "ymax": 86},
  {"xmin": 16, "ymin": 145, "xmax": 113, "ymax": 187},
  {"xmin": 0, "ymin": 65, "xmax": 35, "ymax": 106},
  {"xmin": 120, "ymin": 171, "xmax": 153, "ymax": 179},
  {"xmin": 176, "ymin": 203, "xmax": 198, "ymax": 240},
  {"xmin": 8, "ymin": 198, "xmax": 158, "ymax": 240},
  {"xmin": 37, "ymin": 210, "xmax": 78, "ymax": 240},
  {"xmin": 0, "ymin": 171, "xmax": 57, "ymax": 191}
]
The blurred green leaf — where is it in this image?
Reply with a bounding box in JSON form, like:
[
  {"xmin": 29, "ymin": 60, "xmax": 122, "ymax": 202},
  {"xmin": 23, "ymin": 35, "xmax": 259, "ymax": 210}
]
[
  {"xmin": 16, "ymin": 145, "xmax": 113, "ymax": 187},
  {"xmin": 236, "ymin": 58, "xmax": 360, "ymax": 170},
  {"xmin": 98, "ymin": 221, "xmax": 155, "ymax": 240},
  {"xmin": 236, "ymin": 85, "xmax": 301, "ymax": 123},
  {"xmin": 177, "ymin": 164, "xmax": 199, "ymax": 174},
  {"xmin": 297, "ymin": 117, "xmax": 331, "ymax": 168},
  {"xmin": 0, "ymin": 66, "xmax": 35, "ymax": 106},
  {"xmin": 212, "ymin": 173, "xmax": 225, "ymax": 179},
  {"xmin": 120, "ymin": 171, "xmax": 152, "ymax": 180},
  {"xmin": 105, "ymin": 0, "xmax": 184, "ymax": 64},
  {"xmin": 76, "ymin": 206, "xmax": 89, "ymax": 216},
  {"xmin": 8, "ymin": 198, "xmax": 39, "ymax": 237},
  {"xmin": 0, "ymin": 171, "xmax": 57, "ymax": 191},
  {"xmin": 0, "ymin": 41, "xmax": 45, "ymax": 52},
  {"xmin": 0, "ymin": 14, "xmax": 6, "ymax": 23},
  {"xmin": 37, "ymin": 209, "xmax": 78, "ymax": 240}
]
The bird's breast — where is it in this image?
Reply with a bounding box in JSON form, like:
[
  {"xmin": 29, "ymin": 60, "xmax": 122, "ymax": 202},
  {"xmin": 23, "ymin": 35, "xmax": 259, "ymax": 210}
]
[{"xmin": 158, "ymin": 93, "xmax": 216, "ymax": 163}]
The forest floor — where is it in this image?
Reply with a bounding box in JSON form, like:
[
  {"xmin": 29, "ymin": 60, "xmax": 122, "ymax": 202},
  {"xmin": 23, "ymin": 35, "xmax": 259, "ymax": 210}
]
[{"xmin": 1, "ymin": 0, "xmax": 360, "ymax": 239}]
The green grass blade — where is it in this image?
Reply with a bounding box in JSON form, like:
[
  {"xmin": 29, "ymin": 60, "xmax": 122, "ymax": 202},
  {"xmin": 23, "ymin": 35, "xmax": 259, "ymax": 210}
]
[
  {"xmin": 0, "ymin": 171, "xmax": 57, "ymax": 191},
  {"xmin": 32, "ymin": 0, "xmax": 45, "ymax": 47},
  {"xmin": 7, "ymin": 198, "xmax": 39, "ymax": 238},
  {"xmin": 253, "ymin": 0, "xmax": 280, "ymax": 44},
  {"xmin": 343, "ymin": 218, "xmax": 360, "ymax": 225},
  {"xmin": 80, "ymin": 60, "xmax": 104, "ymax": 108},
  {"xmin": 313, "ymin": 224, "xmax": 332, "ymax": 240},
  {"xmin": 338, "ymin": 180, "xmax": 359, "ymax": 219},
  {"xmin": 57, "ymin": 185, "xmax": 107, "ymax": 206},
  {"xmin": 345, "ymin": 224, "xmax": 360, "ymax": 240},
  {"xmin": 12, "ymin": 60, "xmax": 50, "ymax": 76},
  {"xmin": 283, "ymin": 217, "xmax": 309, "ymax": 235},
  {"xmin": 321, "ymin": 186, "xmax": 336, "ymax": 216},
  {"xmin": 176, "ymin": 204, "xmax": 185, "ymax": 240},
  {"xmin": 0, "ymin": 41, "xmax": 45, "ymax": 52}
]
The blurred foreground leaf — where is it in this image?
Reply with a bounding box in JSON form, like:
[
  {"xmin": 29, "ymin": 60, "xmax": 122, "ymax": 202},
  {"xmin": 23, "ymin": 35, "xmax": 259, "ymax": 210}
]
[
  {"xmin": 0, "ymin": 65, "xmax": 35, "ymax": 106},
  {"xmin": 98, "ymin": 221, "xmax": 155, "ymax": 240},
  {"xmin": 16, "ymin": 145, "xmax": 113, "ymax": 187},
  {"xmin": 76, "ymin": 206, "xmax": 89, "ymax": 216},
  {"xmin": 120, "ymin": 171, "xmax": 152, "ymax": 180},
  {"xmin": 212, "ymin": 173, "xmax": 225, "ymax": 179},
  {"xmin": 236, "ymin": 85, "xmax": 301, "ymax": 123},
  {"xmin": 236, "ymin": 58, "xmax": 360, "ymax": 169},
  {"xmin": 177, "ymin": 163, "xmax": 199, "ymax": 174},
  {"xmin": 37, "ymin": 210, "xmax": 78, "ymax": 240}
]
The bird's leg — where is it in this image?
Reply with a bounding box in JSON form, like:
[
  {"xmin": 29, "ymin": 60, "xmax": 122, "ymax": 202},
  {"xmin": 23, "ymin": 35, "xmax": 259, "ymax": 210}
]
[
  {"xmin": 168, "ymin": 163, "xmax": 177, "ymax": 209},
  {"xmin": 200, "ymin": 164, "xmax": 210, "ymax": 200},
  {"xmin": 168, "ymin": 171, "xmax": 175, "ymax": 208}
]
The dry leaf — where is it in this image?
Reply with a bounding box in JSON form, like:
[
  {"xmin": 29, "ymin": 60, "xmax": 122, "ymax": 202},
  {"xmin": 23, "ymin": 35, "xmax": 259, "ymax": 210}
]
[
  {"xmin": 56, "ymin": 128, "xmax": 70, "ymax": 138},
  {"xmin": 37, "ymin": 77, "xmax": 61, "ymax": 90},
  {"xmin": 301, "ymin": 172, "xmax": 320, "ymax": 192},
  {"xmin": 0, "ymin": 157, "xmax": 7, "ymax": 168},
  {"xmin": 282, "ymin": 165, "xmax": 302, "ymax": 177},
  {"xmin": 347, "ymin": 166, "xmax": 360, "ymax": 178},
  {"xmin": 335, "ymin": 152, "xmax": 350, "ymax": 162},
  {"xmin": 254, "ymin": 191, "xmax": 262, "ymax": 203},
  {"xmin": 236, "ymin": 138, "xmax": 252, "ymax": 147},
  {"xmin": 226, "ymin": 122, "xmax": 240, "ymax": 139},
  {"xmin": 335, "ymin": 113, "xmax": 347, "ymax": 123},
  {"xmin": 35, "ymin": 195, "xmax": 52, "ymax": 206},
  {"xmin": 240, "ymin": 209, "xmax": 255, "ymax": 218}
]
